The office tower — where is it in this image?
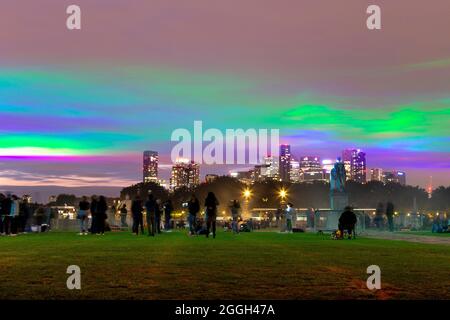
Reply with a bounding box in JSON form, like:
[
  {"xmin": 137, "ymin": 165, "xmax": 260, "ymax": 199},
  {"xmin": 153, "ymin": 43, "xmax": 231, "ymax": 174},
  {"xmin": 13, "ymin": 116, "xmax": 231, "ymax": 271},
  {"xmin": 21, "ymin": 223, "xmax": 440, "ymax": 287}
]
[
  {"xmin": 383, "ymin": 170, "xmax": 406, "ymax": 186},
  {"xmin": 342, "ymin": 149, "xmax": 367, "ymax": 183},
  {"xmin": 300, "ymin": 156, "xmax": 324, "ymax": 181},
  {"xmin": 370, "ymin": 168, "xmax": 384, "ymax": 182},
  {"xmin": 143, "ymin": 150, "xmax": 158, "ymax": 183},
  {"xmin": 260, "ymin": 155, "xmax": 279, "ymax": 180},
  {"xmin": 279, "ymin": 144, "xmax": 291, "ymax": 182},
  {"xmin": 290, "ymin": 159, "xmax": 301, "ymax": 183},
  {"xmin": 170, "ymin": 158, "xmax": 200, "ymax": 190},
  {"xmin": 321, "ymin": 159, "xmax": 335, "ymax": 182}
]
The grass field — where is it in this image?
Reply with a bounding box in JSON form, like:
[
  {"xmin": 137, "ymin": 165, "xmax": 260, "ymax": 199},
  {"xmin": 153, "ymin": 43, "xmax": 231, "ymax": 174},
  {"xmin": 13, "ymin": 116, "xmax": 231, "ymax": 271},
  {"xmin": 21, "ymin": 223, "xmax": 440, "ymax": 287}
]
[
  {"xmin": 395, "ymin": 231, "xmax": 450, "ymax": 238},
  {"xmin": 0, "ymin": 231, "xmax": 449, "ymax": 300}
]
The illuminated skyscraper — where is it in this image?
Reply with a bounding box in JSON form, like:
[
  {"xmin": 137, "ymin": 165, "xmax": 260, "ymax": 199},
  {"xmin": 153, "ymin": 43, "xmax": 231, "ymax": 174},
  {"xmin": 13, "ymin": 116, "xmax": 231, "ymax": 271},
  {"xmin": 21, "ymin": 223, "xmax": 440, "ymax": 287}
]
[
  {"xmin": 170, "ymin": 158, "xmax": 200, "ymax": 190},
  {"xmin": 143, "ymin": 150, "xmax": 158, "ymax": 183},
  {"xmin": 261, "ymin": 155, "xmax": 279, "ymax": 180},
  {"xmin": 342, "ymin": 149, "xmax": 366, "ymax": 183},
  {"xmin": 370, "ymin": 168, "xmax": 384, "ymax": 182},
  {"xmin": 383, "ymin": 170, "xmax": 406, "ymax": 186},
  {"xmin": 279, "ymin": 144, "xmax": 291, "ymax": 182},
  {"xmin": 300, "ymin": 156, "xmax": 324, "ymax": 181},
  {"xmin": 289, "ymin": 159, "xmax": 301, "ymax": 183}
]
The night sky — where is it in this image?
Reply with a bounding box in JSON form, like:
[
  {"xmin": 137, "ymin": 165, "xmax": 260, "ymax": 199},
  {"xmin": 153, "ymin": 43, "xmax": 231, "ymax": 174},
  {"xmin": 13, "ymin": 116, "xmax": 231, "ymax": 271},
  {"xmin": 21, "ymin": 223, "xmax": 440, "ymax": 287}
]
[{"xmin": 0, "ymin": 0, "xmax": 449, "ymax": 190}]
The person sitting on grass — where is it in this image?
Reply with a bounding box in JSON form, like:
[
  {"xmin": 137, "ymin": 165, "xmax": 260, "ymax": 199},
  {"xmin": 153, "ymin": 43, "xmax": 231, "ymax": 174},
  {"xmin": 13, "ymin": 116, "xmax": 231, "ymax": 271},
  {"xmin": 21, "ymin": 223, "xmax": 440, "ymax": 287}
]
[{"xmin": 338, "ymin": 206, "xmax": 357, "ymax": 239}]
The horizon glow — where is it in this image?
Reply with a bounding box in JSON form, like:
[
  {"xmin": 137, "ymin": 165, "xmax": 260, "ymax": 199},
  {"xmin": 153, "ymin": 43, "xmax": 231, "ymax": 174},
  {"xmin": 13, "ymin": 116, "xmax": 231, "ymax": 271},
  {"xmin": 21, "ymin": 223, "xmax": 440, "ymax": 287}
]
[{"xmin": 1, "ymin": 0, "xmax": 449, "ymax": 188}]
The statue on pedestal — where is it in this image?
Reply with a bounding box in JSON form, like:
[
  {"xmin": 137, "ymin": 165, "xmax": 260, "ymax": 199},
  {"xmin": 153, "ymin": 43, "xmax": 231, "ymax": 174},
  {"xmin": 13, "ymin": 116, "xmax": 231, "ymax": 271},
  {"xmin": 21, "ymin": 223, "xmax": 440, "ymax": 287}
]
[
  {"xmin": 330, "ymin": 161, "xmax": 346, "ymax": 193},
  {"xmin": 330, "ymin": 159, "xmax": 348, "ymax": 211}
]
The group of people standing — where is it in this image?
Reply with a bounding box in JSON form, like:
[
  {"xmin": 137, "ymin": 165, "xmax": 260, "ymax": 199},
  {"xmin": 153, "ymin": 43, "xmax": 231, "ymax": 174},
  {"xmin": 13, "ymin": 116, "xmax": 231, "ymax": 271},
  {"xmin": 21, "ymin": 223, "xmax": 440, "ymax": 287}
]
[
  {"xmin": 129, "ymin": 193, "xmax": 174, "ymax": 237},
  {"xmin": 0, "ymin": 193, "xmax": 32, "ymax": 236},
  {"xmin": 126, "ymin": 191, "xmax": 220, "ymax": 238},
  {"xmin": 76, "ymin": 195, "xmax": 108, "ymax": 235}
]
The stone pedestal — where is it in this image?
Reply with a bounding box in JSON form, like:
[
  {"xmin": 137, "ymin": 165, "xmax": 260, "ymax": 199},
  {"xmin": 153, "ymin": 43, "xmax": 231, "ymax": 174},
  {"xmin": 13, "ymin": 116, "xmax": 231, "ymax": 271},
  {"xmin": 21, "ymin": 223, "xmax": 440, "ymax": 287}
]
[
  {"xmin": 330, "ymin": 191, "xmax": 348, "ymax": 211},
  {"xmin": 327, "ymin": 192, "xmax": 349, "ymax": 230}
]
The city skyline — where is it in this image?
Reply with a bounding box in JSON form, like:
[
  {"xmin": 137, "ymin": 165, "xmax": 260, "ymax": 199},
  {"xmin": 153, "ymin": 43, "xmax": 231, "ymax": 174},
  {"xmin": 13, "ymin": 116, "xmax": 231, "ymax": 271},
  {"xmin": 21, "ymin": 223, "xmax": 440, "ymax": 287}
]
[{"xmin": 1, "ymin": 1, "xmax": 449, "ymax": 189}]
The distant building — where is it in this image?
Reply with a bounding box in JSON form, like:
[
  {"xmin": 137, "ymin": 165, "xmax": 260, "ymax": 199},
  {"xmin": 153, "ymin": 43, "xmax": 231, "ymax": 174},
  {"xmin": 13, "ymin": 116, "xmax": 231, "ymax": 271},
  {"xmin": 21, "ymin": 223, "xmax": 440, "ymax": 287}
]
[
  {"xmin": 261, "ymin": 155, "xmax": 279, "ymax": 180},
  {"xmin": 289, "ymin": 159, "xmax": 301, "ymax": 183},
  {"xmin": 279, "ymin": 144, "xmax": 291, "ymax": 182},
  {"xmin": 342, "ymin": 149, "xmax": 366, "ymax": 183},
  {"xmin": 300, "ymin": 156, "xmax": 324, "ymax": 181},
  {"xmin": 170, "ymin": 158, "xmax": 200, "ymax": 190},
  {"xmin": 205, "ymin": 174, "xmax": 219, "ymax": 183},
  {"xmin": 321, "ymin": 159, "xmax": 335, "ymax": 182},
  {"xmin": 229, "ymin": 170, "xmax": 254, "ymax": 184},
  {"xmin": 383, "ymin": 170, "xmax": 406, "ymax": 186},
  {"xmin": 143, "ymin": 150, "xmax": 158, "ymax": 183},
  {"xmin": 370, "ymin": 168, "xmax": 384, "ymax": 182}
]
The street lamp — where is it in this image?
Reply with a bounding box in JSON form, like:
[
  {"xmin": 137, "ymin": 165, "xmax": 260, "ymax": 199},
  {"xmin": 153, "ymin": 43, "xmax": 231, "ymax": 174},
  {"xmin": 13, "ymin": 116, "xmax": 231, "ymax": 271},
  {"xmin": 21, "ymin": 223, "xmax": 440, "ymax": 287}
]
[
  {"xmin": 242, "ymin": 188, "xmax": 252, "ymax": 217},
  {"xmin": 278, "ymin": 188, "xmax": 287, "ymax": 204}
]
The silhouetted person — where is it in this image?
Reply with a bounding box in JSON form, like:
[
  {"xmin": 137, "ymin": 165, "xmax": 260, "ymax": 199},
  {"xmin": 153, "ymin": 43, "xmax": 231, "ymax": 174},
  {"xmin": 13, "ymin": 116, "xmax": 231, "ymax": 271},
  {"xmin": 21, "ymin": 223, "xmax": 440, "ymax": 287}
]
[
  {"xmin": 10, "ymin": 195, "xmax": 20, "ymax": 235},
  {"xmin": 78, "ymin": 196, "xmax": 90, "ymax": 235},
  {"xmin": 164, "ymin": 199, "xmax": 173, "ymax": 231},
  {"xmin": 386, "ymin": 201, "xmax": 395, "ymax": 232},
  {"xmin": 96, "ymin": 196, "xmax": 108, "ymax": 235},
  {"xmin": 187, "ymin": 195, "xmax": 200, "ymax": 235},
  {"xmin": 229, "ymin": 200, "xmax": 241, "ymax": 234},
  {"xmin": 155, "ymin": 199, "xmax": 162, "ymax": 234},
  {"xmin": 0, "ymin": 193, "xmax": 6, "ymax": 235},
  {"xmin": 339, "ymin": 206, "xmax": 357, "ymax": 239},
  {"xmin": 285, "ymin": 203, "xmax": 294, "ymax": 233},
  {"xmin": 145, "ymin": 194, "xmax": 157, "ymax": 236},
  {"xmin": 90, "ymin": 195, "xmax": 98, "ymax": 234},
  {"xmin": 374, "ymin": 202, "xmax": 384, "ymax": 229},
  {"xmin": 120, "ymin": 204, "xmax": 128, "ymax": 228},
  {"xmin": 205, "ymin": 192, "xmax": 219, "ymax": 238},
  {"xmin": 131, "ymin": 196, "xmax": 144, "ymax": 235},
  {"xmin": 1, "ymin": 194, "xmax": 13, "ymax": 235}
]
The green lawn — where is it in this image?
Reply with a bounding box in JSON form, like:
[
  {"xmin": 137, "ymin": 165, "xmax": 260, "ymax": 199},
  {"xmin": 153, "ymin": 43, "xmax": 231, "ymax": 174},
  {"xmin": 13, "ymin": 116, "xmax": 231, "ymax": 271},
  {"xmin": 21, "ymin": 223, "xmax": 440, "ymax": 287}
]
[
  {"xmin": 0, "ymin": 231, "xmax": 449, "ymax": 300},
  {"xmin": 395, "ymin": 231, "xmax": 450, "ymax": 238}
]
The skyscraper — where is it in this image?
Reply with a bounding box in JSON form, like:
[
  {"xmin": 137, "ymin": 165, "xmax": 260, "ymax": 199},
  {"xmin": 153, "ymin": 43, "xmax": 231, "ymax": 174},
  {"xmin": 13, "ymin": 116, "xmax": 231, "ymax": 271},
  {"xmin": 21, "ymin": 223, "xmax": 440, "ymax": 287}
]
[
  {"xmin": 342, "ymin": 149, "xmax": 367, "ymax": 183},
  {"xmin": 260, "ymin": 155, "xmax": 279, "ymax": 180},
  {"xmin": 370, "ymin": 168, "xmax": 383, "ymax": 182},
  {"xmin": 143, "ymin": 150, "xmax": 158, "ymax": 183},
  {"xmin": 289, "ymin": 159, "xmax": 301, "ymax": 183},
  {"xmin": 300, "ymin": 156, "xmax": 324, "ymax": 181},
  {"xmin": 383, "ymin": 170, "xmax": 406, "ymax": 186},
  {"xmin": 279, "ymin": 144, "xmax": 291, "ymax": 182},
  {"xmin": 170, "ymin": 158, "xmax": 200, "ymax": 190}
]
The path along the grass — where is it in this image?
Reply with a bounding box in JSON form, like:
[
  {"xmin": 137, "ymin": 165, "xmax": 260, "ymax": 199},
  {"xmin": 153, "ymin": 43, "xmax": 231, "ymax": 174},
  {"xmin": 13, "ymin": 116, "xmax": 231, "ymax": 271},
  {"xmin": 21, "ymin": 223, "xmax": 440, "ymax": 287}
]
[
  {"xmin": 365, "ymin": 230, "xmax": 450, "ymax": 245},
  {"xmin": 0, "ymin": 231, "xmax": 449, "ymax": 300}
]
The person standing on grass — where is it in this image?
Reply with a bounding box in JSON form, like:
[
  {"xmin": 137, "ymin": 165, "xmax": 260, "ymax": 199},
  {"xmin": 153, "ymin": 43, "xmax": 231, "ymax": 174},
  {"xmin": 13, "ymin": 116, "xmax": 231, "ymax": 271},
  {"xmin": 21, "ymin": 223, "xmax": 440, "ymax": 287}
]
[
  {"xmin": 0, "ymin": 193, "xmax": 5, "ymax": 235},
  {"xmin": 230, "ymin": 200, "xmax": 241, "ymax": 234},
  {"xmin": 187, "ymin": 195, "xmax": 200, "ymax": 236},
  {"xmin": 90, "ymin": 195, "xmax": 98, "ymax": 234},
  {"xmin": 205, "ymin": 192, "xmax": 219, "ymax": 238},
  {"xmin": 131, "ymin": 195, "xmax": 144, "ymax": 235},
  {"xmin": 78, "ymin": 196, "xmax": 90, "ymax": 235},
  {"xmin": 120, "ymin": 204, "xmax": 128, "ymax": 228},
  {"xmin": 10, "ymin": 195, "xmax": 20, "ymax": 236},
  {"xmin": 1, "ymin": 194, "xmax": 12, "ymax": 236},
  {"xmin": 155, "ymin": 199, "xmax": 162, "ymax": 234},
  {"xmin": 145, "ymin": 193, "xmax": 157, "ymax": 236},
  {"xmin": 96, "ymin": 196, "xmax": 108, "ymax": 235},
  {"xmin": 164, "ymin": 199, "xmax": 174, "ymax": 232},
  {"xmin": 285, "ymin": 203, "xmax": 294, "ymax": 233},
  {"xmin": 386, "ymin": 201, "xmax": 395, "ymax": 232}
]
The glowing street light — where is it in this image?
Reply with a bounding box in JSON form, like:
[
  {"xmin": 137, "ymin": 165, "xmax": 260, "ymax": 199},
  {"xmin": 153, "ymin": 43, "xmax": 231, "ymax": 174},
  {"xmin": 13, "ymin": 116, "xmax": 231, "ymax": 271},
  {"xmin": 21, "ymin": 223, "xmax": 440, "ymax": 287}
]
[
  {"xmin": 279, "ymin": 188, "xmax": 287, "ymax": 200},
  {"xmin": 243, "ymin": 188, "xmax": 252, "ymax": 200}
]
